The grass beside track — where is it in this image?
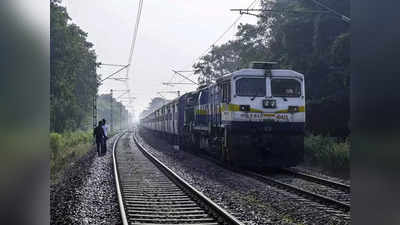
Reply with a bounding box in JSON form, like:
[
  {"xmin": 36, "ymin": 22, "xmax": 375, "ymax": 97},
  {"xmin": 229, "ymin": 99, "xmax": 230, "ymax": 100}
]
[
  {"xmin": 50, "ymin": 130, "xmax": 94, "ymax": 184},
  {"xmin": 304, "ymin": 134, "xmax": 350, "ymax": 178}
]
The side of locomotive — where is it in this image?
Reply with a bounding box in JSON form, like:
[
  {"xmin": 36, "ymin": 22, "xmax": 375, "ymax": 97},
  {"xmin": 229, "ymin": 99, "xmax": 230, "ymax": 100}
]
[{"xmin": 141, "ymin": 62, "xmax": 305, "ymax": 168}]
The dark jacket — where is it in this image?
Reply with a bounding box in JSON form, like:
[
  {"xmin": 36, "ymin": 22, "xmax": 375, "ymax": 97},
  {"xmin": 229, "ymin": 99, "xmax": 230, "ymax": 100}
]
[{"xmin": 93, "ymin": 125, "xmax": 105, "ymax": 143}]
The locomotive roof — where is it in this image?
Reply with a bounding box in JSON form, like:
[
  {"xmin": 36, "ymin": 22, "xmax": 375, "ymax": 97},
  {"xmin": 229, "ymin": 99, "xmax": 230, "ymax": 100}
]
[
  {"xmin": 141, "ymin": 68, "xmax": 304, "ymax": 119},
  {"xmin": 217, "ymin": 68, "xmax": 304, "ymax": 82}
]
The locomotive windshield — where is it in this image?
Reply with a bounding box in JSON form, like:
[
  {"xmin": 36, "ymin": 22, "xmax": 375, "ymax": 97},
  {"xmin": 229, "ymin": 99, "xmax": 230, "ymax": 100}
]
[
  {"xmin": 271, "ymin": 79, "xmax": 301, "ymax": 97},
  {"xmin": 236, "ymin": 78, "xmax": 266, "ymax": 97}
]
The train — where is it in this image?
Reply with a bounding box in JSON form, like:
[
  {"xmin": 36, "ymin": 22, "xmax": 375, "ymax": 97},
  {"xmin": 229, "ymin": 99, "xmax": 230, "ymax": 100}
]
[{"xmin": 140, "ymin": 62, "xmax": 305, "ymax": 168}]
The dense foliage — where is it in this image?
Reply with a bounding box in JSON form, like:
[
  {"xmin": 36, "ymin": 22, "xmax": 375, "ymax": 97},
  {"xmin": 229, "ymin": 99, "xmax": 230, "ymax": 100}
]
[
  {"xmin": 193, "ymin": 0, "xmax": 350, "ymax": 137},
  {"xmin": 50, "ymin": 130, "xmax": 93, "ymax": 182},
  {"xmin": 51, "ymin": 1, "xmax": 99, "ymax": 132},
  {"xmin": 304, "ymin": 134, "xmax": 349, "ymax": 176},
  {"xmin": 97, "ymin": 94, "xmax": 130, "ymax": 130}
]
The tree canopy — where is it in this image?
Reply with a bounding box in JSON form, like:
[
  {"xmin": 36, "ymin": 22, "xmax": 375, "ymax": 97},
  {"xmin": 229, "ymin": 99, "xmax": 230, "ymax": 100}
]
[
  {"xmin": 51, "ymin": 1, "xmax": 99, "ymax": 132},
  {"xmin": 193, "ymin": 0, "xmax": 350, "ymax": 137},
  {"xmin": 97, "ymin": 94, "xmax": 130, "ymax": 131}
]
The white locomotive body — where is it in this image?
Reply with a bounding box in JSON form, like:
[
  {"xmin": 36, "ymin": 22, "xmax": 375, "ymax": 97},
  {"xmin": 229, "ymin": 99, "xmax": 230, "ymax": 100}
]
[{"xmin": 141, "ymin": 62, "xmax": 305, "ymax": 168}]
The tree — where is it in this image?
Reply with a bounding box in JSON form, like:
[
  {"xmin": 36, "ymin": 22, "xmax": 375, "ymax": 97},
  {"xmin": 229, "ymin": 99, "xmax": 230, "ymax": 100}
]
[
  {"xmin": 192, "ymin": 0, "xmax": 350, "ymax": 137},
  {"xmin": 97, "ymin": 94, "xmax": 130, "ymax": 130},
  {"xmin": 50, "ymin": 1, "xmax": 99, "ymax": 132}
]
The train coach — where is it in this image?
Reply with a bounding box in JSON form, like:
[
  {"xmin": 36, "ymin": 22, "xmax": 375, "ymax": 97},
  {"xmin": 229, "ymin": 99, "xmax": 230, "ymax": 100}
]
[{"xmin": 141, "ymin": 62, "xmax": 305, "ymax": 168}]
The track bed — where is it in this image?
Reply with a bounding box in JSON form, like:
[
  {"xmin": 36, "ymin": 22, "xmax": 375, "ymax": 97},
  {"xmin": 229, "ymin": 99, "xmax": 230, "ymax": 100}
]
[{"xmin": 113, "ymin": 132, "xmax": 242, "ymax": 225}]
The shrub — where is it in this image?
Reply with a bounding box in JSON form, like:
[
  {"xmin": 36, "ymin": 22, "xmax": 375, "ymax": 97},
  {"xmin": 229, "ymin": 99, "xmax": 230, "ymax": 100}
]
[
  {"xmin": 50, "ymin": 130, "xmax": 94, "ymax": 183},
  {"xmin": 50, "ymin": 132, "xmax": 64, "ymax": 160},
  {"xmin": 304, "ymin": 134, "xmax": 350, "ymax": 174}
]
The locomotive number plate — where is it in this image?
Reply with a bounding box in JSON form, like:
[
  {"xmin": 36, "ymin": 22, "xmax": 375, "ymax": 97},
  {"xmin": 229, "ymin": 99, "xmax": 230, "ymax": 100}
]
[{"xmin": 275, "ymin": 114, "xmax": 289, "ymax": 121}]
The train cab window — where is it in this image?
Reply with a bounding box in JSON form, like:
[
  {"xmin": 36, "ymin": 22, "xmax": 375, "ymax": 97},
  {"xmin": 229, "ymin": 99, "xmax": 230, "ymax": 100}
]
[
  {"xmin": 236, "ymin": 78, "xmax": 266, "ymax": 97},
  {"xmin": 199, "ymin": 90, "xmax": 209, "ymax": 105},
  {"xmin": 222, "ymin": 83, "xmax": 231, "ymax": 103},
  {"xmin": 271, "ymin": 79, "xmax": 301, "ymax": 97}
]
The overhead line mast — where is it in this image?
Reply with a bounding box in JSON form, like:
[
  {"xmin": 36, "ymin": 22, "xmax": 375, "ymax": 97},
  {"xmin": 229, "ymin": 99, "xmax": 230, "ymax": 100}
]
[{"xmin": 93, "ymin": 63, "xmax": 129, "ymax": 129}]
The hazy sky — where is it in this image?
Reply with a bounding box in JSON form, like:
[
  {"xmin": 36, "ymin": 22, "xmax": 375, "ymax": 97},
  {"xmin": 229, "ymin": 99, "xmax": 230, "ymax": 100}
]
[{"xmin": 61, "ymin": 0, "xmax": 258, "ymax": 118}]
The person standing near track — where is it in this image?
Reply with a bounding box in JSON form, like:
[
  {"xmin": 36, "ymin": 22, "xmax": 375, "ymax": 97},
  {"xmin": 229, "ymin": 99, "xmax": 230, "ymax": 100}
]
[
  {"xmin": 94, "ymin": 121, "xmax": 105, "ymax": 157},
  {"xmin": 101, "ymin": 118, "xmax": 108, "ymax": 155}
]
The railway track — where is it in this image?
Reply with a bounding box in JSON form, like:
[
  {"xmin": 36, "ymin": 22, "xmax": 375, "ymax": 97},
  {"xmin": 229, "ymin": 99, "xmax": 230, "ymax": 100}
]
[
  {"xmin": 279, "ymin": 168, "xmax": 350, "ymax": 193},
  {"xmin": 113, "ymin": 132, "xmax": 244, "ymax": 225},
  {"xmin": 241, "ymin": 170, "xmax": 350, "ymax": 212},
  {"xmin": 140, "ymin": 131, "xmax": 350, "ymax": 213}
]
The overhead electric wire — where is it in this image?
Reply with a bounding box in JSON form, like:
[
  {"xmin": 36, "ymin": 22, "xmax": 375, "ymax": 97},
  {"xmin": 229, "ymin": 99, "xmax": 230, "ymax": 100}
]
[
  {"xmin": 100, "ymin": 64, "xmax": 130, "ymax": 83},
  {"xmin": 100, "ymin": 63, "xmax": 128, "ymax": 67},
  {"xmin": 194, "ymin": 0, "xmax": 259, "ymax": 64},
  {"xmin": 168, "ymin": 0, "xmax": 259, "ymax": 86},
  {"xmin": 309, "ymin": 0, "xmax": 350, "ymax": 22},
  {"xmin": 126, "ymin": 0, "xmax": 144, "ymax": 78},
  {"xmin": 125, "ymin": 0, "xmax": 144, "ymax": 109}
]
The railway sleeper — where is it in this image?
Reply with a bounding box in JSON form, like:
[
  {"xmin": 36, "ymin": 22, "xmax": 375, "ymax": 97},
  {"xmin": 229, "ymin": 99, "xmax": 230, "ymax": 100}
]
[
  {"xmin": 129, "ymin": 213, "xmax": 210, "ymax": 219},
  {"xmin": 130, "ymin": 218, "xmax": 217, "ymax": 223},
  {"xmin": 126, "ymin": 207, "xmax": 203, "ymax": 212}
]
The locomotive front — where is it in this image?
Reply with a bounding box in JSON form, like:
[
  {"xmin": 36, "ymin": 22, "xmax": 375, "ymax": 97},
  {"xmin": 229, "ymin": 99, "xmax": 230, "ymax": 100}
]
[{"xmin": 219, "ymin": 62, "xmax": 305, "ymax": 168}]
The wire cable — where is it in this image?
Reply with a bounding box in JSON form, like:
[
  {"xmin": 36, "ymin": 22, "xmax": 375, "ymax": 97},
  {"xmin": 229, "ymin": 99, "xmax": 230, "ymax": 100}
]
[
  {"xmin": 126, "ymin": 0, "xmax": 144, "ymax": 78},
  {"xmin": 309, "ymin": 0, "xmax": 350, "ymax": 22},
  {"xmin": 168, "ymin": 0, "xmax": 259, "ymax": 86},
  {"xmin": 125, "ymin": 0, "xmax": 144, "ymax": 109},
  {"xmin": 194, "ymin": 0, "xmax": 259, "ymax": 64}
]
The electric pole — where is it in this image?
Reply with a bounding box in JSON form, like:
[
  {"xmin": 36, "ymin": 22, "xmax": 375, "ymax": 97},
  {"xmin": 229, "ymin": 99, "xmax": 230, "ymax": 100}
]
[
  {"xmin": 110, "ymin": 89, "xmax": 113, "ymax": 132},
  {"xmin": 93, "ymin": 95, "xmax": 97, "ymax": 129},
  {"xmin": 93, "ymin": 63, "xmax": 129, "ymax": 130}
]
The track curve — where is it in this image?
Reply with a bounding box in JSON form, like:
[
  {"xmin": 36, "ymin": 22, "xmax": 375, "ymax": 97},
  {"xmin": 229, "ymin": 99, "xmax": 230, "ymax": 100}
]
[{"xmin": 113, "ymin": 131, "xmax": 244, "ymax": 225}]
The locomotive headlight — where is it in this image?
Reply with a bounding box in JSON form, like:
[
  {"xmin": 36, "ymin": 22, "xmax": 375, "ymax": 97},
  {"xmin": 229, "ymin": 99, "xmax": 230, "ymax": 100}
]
[
  {"xmin": 239, "ymin": 105, "xmax": 250, "ymax": 112},
  {"xmin": 288, "ymin": 106, "xmax": 299, "ymax": 113}
]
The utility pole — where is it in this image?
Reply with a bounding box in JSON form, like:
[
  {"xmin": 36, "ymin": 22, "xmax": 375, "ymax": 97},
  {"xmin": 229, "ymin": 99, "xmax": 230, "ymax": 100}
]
[
  {"xmin": 119, "ymin": 105, "xmax": 122, "ymax": 131},
  {"xmin": 93, "ymin": 95, "xmax": 97, "ymax": 129},
  {"xmin": 112, "ymin": 90, "xmax": 131, "ymax": 131},
  {"xmin": 93, "ymin": 63, "xmax": 129, "ymax": 130},
  {"xmin": 110, "ymin": 89, "xmax": 113, "ymax": 132}
]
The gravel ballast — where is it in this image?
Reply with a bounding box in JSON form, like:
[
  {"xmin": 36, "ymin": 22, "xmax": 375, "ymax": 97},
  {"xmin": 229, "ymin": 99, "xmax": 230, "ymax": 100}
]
[
  {"xmin": 50, "ymin": 136, "xmax": 122, "ymax": 225},
  {"xmin": 137, "ymin": 129, "xmax": 350, "ymax": 225}
]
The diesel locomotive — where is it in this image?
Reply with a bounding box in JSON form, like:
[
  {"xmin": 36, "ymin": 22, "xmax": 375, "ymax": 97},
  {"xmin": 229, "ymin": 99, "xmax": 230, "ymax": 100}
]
[{"xmin": 140, "ymin": 62, "xmax": 305, "ymax": 168}]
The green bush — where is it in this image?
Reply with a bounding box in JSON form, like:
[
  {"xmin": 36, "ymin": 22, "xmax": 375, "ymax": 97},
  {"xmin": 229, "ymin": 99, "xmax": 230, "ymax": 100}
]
[
  {"xmin": 62, "ymin": 130, "xmax": 92, "ymax": 147},
  {"xmin": 50, "ymin": 130, "xmax": 94, "ymax": 183},
  {"xmin": 50, "ymin": 132, "xmax": 64, "ymax": 160},
  {"xmin": 304, "ymin": 134, "xmax": 350, "ymax": 174}
]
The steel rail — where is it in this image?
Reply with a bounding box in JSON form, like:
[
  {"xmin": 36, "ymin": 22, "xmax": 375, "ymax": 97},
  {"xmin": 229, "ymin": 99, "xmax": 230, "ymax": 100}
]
[
  {"xmin": 280, "ymin": 168, "xmax": 350, "ymax": 192},
  {"xmin": 144, "ymin": 135, "xmax": 350, "ymax": 212},
  {"xmin": 132, "ymin": 131, "xmax": 244, "ymax": 225},
  {"xmin": 112, "ymin": 133, "xmax": 128, "ymax": 225},
  {"xmin": 242, "ymin": 170, "xmax": 350, "ymax": 212}
]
